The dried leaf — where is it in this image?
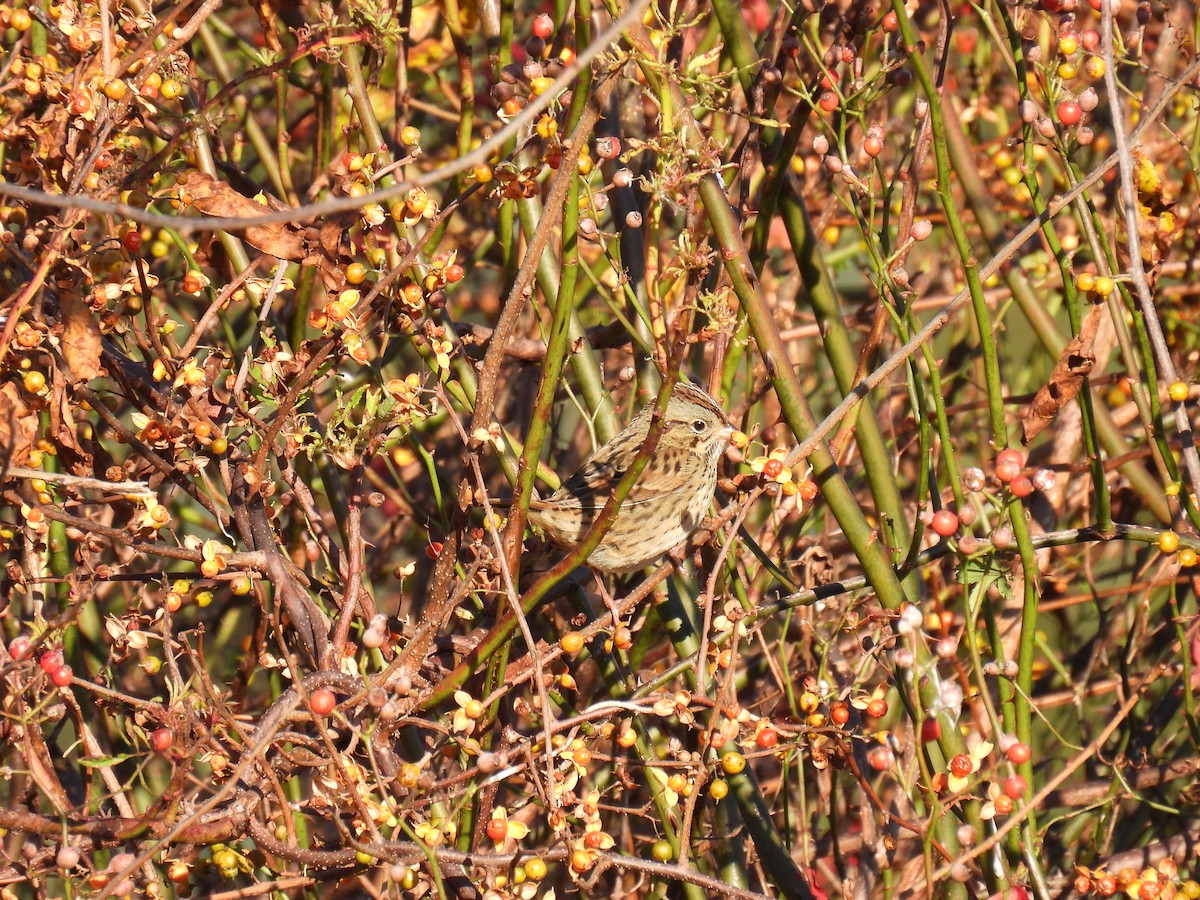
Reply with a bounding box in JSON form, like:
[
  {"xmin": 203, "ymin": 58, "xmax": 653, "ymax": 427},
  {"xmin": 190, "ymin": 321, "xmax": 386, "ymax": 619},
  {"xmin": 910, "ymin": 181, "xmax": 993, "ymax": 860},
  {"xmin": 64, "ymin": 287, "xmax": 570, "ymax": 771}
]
[
  {"xmin": 59, "ymin": 291, "xmax": 103, "ymax": 382},
  {"xmin": 0, "ymin": 381, "xmax": 37, "ymax": 467},
  {"xmin": 176, "ymin": 171, "xmax": 307, "ymax": 261},
  {"xmin": 1021, "ymin": 305, "xmax": 1102, "ymax": 444}
]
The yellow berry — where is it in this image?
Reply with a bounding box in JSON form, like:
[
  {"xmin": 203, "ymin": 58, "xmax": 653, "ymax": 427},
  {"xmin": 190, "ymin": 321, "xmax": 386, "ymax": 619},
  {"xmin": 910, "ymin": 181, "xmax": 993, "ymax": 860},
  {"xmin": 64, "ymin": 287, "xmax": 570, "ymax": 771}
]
[
  {"xmin": 345, "ymin": 262, "xmax": 368, "ymax": 285},
  {"xmin": 209, "ymin": 436, "xmax": 228, "ymax": 455},
  {"xmin": 1179, "ymin": 548, "xmax": 1197, "ymax": 568},
  {"xmin": 399, "ymin": 126, "xmax": 421, "ymax": 147},
  {"xmin": 524, "ymin": 857, "xmax": 547, "ymax": 881},
  {"xmin": 1159, "ymin": 531, "xmax": 1181, "ymax": 554},
  {"xmin": 1085, "ymin": 56, "xmax": 1105, "ymax": 79},
  {"xmin": 1075, "ymin": 272, "xmax": 1096, "ymax": 292},
  {"xmin": 1168, "ymin": 381, "xmax": 1189, "ymax": 402},
  {"xmin": 1094, "ymin": 275, "xmax": 1115, "ymax": 296},
  {"xmin": 22, "ymin": 370, "xmax": 46, "ymax": 393},
  {"xmin": 1057, "ymin": 62, "xmax": 1078, "ymax": 80},
  {"xmin": 709, "ymin": 778, "xmax": 729, "ymax": 799},
  {"xmin": 651, "ymin": 839, "xmax": 674, "ymax": 862},
  {"xmin": 103, "ymin": 79, "xmax": 128, "ymax": 101},
  {"xmin": 472, "ymin": 163, "xmax": 493, "ymax": 183},
  {"xmin": 159, "ymin": 78, "xmax": 184, "ymax": 100},
  {"xmin": 721, "ymin": 752, "xmax": 747, "ymax": 775}
]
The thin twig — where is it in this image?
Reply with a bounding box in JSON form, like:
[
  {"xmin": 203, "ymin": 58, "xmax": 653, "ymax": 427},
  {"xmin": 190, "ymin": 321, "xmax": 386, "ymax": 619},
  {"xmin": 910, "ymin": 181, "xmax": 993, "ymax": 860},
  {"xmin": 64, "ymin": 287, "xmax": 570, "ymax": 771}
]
[{"xmin": 1099, "ymin": 0, "xmax": 1200, "ymax": 503}]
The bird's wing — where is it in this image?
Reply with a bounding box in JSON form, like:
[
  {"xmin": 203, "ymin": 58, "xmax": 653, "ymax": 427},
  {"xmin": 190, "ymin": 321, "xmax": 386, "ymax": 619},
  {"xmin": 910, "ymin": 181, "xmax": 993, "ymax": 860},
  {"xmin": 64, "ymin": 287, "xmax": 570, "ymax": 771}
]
[{"xmin": 547, "ymin": 452, "xmax": 691, "ymax": 509}]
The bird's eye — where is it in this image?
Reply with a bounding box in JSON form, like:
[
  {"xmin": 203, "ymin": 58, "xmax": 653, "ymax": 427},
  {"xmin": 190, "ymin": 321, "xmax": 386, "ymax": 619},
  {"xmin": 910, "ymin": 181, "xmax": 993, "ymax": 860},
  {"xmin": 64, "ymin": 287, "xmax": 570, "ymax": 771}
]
[{"xmin": 691, "ymin": 419, "xmax": 708, "ymax": 433}]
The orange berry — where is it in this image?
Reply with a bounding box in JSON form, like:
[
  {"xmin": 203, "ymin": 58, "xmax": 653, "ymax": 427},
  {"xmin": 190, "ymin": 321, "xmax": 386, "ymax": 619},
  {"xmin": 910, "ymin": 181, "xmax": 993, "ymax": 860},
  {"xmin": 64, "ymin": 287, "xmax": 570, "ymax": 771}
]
[{"xmin": 560, "ymin": 632, "xmax": 584, "ymax": 654}]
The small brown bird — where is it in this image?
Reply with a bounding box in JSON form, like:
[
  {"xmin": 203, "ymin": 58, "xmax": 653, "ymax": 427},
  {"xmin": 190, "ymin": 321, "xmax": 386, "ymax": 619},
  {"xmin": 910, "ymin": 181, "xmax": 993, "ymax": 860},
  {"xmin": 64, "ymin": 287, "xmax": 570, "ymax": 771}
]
[{"xmin": 526, "ymin": 381, "xmax": 738, "ymax": 573}]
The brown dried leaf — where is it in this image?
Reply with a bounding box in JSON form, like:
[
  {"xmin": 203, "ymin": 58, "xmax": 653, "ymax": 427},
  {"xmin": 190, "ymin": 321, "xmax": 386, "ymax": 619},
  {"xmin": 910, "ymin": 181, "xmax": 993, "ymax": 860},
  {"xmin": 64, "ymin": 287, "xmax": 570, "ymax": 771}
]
[
  {"xmin": 1021, "ymin": 305, "xmax": 1102, "ymax": 444},
  {"xmin": 176, "ymin": 171, "xmax": 307, "ymax": 261},
  {"xmin": 0, "ymin": 381, "xmax": 38, "ymax": 467},
  {"xmin": 59, "ymin": 291, "xmax": 103, "ymax": 382}
]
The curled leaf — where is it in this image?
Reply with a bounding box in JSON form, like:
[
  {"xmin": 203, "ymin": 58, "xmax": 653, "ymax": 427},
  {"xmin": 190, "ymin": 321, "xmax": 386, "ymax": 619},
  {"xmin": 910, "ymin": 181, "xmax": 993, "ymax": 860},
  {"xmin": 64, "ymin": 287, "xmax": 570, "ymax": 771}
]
[
  {"xmin": 59, "ymin": 291, "xmax": 103, "ymax": 382},
  {"xmin": 176, "ymin": 171, "xmax": 307, "ymax": 261},
  {"xmin": 1021, "ymin": 305, "xmax": 1102, "ymax": 444}
]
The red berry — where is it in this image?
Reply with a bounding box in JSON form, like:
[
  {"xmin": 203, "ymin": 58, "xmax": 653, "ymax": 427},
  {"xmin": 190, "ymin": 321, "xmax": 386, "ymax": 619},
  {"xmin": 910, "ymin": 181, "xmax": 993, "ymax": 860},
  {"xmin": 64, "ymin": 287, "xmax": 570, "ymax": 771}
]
[
  {"xmin": 485, "ymin": 818, "xmax": 508, "ymax": 841},
  {"xmin": 1056, "ymin": 99, "xmax": 1082, "ymax": 125},
  {"xmin": 866, "ymin": 698, "xmax": 888, "ymax": 718},
  {"xmin": 921, "ymin": 719, "xmax": 942, "ymax": 742},
  {"xmin": 1006, "ymin": 741, "xmax": 1031, "ymax": 764},
  {"xmin": 532, "ymin": 13, "xmax": 554, "ymax": 40},
  {"xmin": 150, "ymin": 727, "xmax": 174, "ymax": 752},
  {"xmin": 39, "ymin": 648, "xmax": 64, "ymax": 674},
  {"xmin": 1009, "ymin": 475, "xmax": 1034, "ymax": 498},
  {"xmin": 51, "ymin": 665, "xmax": 73, "ymax": 687},
  {"xmin": 122, "ymin": 229, "xmax": 143, "ymax": 253},
  {"xmin": 595, "ymin": 137, "xmax": 621, "ymax": 160},
  {"xmin": 797, "ymin": 480, "xmax": 818, "ymax": 501},
  {"xmin": 762, "ymin": 458, "xmax": 784, "ymax": 479},
  {"xmin": 830, "ymin": 703, "xmax": 850, "ymax": 726},
  {"xmin": 426, "ymin": 541, "xmax": 443, "ymax": 560},
  {"xmin": 995, "ymin": 449, "xmax": 1023, "ymax": 483},
  {"xmin": 756, "ymin": 727, "xmax": 779, "ymax": 749},
  {"xmin": 949, "ymin": 753, "xmax": 973, "ymax": 778},
  {"xmin": 308, "ymin": 688, "xmax": 336, "ymax": 716},
  {"xmin": 996, "ymin": 448, "xmax": 1023, "ymax": 468},
  {"xmin": 866, "ymin": 745, "xmax": 893, "ymax": 771},
  {"xmin": 1003, "ymin": 774, "xmax": 1028, "ymax": 798},
  {"xmin": 443, "ymin": 263, "xmax": 464, "ymax": 284},
  {"xmin": 882, "ymin": 10, "xmax": 899, "ymax": 31},
  {"xmin": 818, "ymin": 91, "xmax": 839, "ymax": 112},
  {"xmin": 8, "ymin": 636, "xmax": 32, "ymax": 661},
  {"xmin": 931, "ymin": 509, "xmax": 959, "ymax": 537}
]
